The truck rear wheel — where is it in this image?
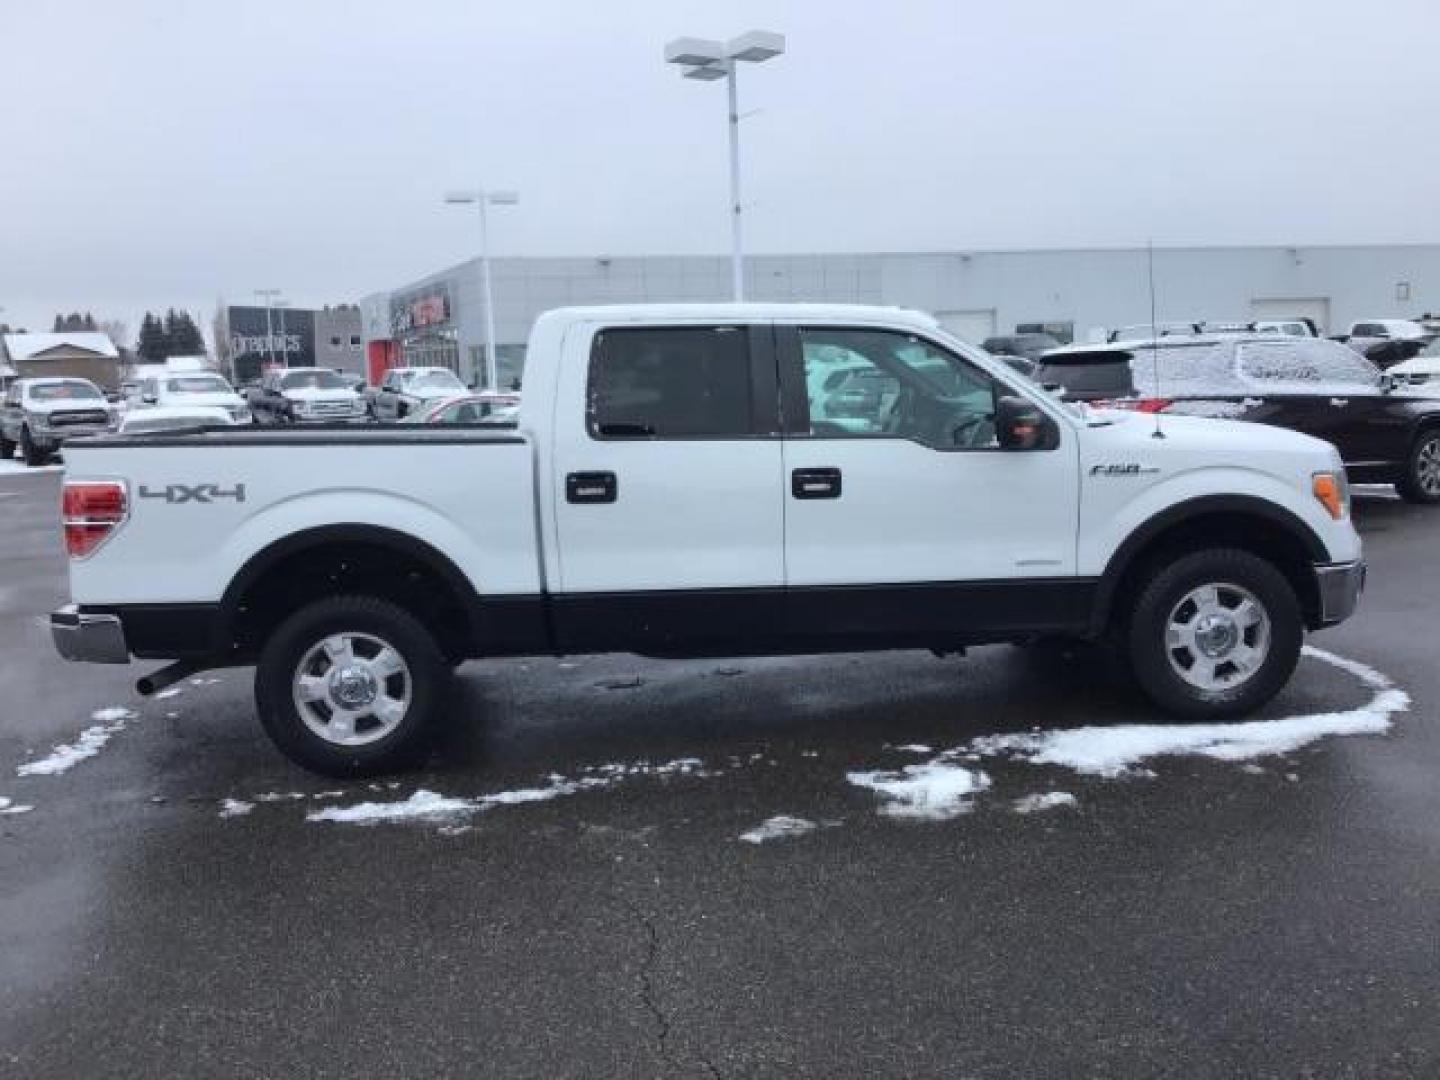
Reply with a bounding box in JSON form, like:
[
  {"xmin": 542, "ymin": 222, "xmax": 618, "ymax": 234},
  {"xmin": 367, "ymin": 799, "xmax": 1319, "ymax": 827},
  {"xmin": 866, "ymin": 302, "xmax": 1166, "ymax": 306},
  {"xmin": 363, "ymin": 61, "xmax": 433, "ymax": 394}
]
[
  {"xmin": 1124, "ymin": 548, "xmax": 1302, "ymax": 719},
  {"xmin": 0, "ymin": 432, "xmax": 13, "ymax": 459},
  {"xmin": 254, "ymin": 595, "xmax": 449, "ymax": 776}
]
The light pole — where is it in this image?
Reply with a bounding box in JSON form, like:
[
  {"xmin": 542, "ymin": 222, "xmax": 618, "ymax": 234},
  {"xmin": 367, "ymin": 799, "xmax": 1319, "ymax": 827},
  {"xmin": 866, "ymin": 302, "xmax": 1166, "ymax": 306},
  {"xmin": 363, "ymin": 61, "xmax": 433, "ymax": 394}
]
[
  {"xmin": 254, "ymin": 288, "xmax": 281, "ymax": 372},
  {"xmin": 444, "ymin": 189, "xmax": 519, "ymax": 390},
  {"xmin": 664, "ymin": 30, "xmax": 786, "ymax": 302}
]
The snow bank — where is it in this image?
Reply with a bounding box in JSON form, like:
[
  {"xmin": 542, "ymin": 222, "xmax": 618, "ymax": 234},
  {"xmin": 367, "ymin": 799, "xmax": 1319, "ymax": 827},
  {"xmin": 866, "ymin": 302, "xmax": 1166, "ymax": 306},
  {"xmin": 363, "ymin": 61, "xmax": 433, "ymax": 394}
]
[
  {"xmin": 16, "ymin": 707, "xmax": 138, "ymax": 777},
  {"xmin": 0, "ymin": 796, "xmax": 35, "ymax": 815},
  {"xmin": 970, "ymin": 646, "xmax": 1406, "ymax": 778},
  {"xmin": 739, "ymin": 815, "xmax": 818, "ymax": 844},
  {"xmin": 218, "ymin": 798, "xmax": 254, "ymax": 818},
  {"xmin": 308, "ymin": 789, "xmax": 480, "ymax": 825},
  {"xmin": 848, "ymin": 760, "xmax": 991, "ymax": 821}
]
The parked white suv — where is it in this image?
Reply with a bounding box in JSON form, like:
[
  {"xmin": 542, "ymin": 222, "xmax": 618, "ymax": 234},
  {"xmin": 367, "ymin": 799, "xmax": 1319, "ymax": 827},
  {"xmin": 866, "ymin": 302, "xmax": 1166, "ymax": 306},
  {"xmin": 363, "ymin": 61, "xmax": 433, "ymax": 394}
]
[
  {"xmin": 50, "ymin": 304, "xmax": 1364, "ymax": 775},
  {"xmin": 134, "ymin": 371, "xmax": 250, "ymax": 424}
]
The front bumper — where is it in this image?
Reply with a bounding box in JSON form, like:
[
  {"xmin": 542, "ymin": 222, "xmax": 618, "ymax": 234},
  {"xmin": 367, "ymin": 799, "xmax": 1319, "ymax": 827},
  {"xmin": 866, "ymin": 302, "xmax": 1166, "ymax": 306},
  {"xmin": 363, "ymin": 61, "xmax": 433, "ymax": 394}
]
[
  {"xmin": 50, "ymin": 604, "xmax": 130, "ymax": 664},
  {"xmin": 32, "ymin": 425, "xmax": 113, "ymax": 448},
  {"xmin": 1314, "ymin": 560, "xmax": 1365, "ymax": 627}
]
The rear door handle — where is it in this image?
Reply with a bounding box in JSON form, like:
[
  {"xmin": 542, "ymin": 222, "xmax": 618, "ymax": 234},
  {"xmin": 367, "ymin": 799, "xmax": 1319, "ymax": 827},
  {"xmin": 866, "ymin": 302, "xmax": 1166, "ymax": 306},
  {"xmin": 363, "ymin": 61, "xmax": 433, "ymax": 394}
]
[
  {"xmin": 792, "ymin": 467, "xmax": 842, "ymax": 499},
  {"xmin": 566, "ymin": 471, "xmax": 617, "ymax": 504}
]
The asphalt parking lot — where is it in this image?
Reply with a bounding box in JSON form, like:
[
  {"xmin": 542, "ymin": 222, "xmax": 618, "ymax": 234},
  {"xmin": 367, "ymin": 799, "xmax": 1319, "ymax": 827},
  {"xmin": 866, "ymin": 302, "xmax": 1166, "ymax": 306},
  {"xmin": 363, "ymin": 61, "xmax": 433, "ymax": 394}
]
[{"xmin": 2, "ymin": 469, "xmax": 1439, "ymax": 1078}]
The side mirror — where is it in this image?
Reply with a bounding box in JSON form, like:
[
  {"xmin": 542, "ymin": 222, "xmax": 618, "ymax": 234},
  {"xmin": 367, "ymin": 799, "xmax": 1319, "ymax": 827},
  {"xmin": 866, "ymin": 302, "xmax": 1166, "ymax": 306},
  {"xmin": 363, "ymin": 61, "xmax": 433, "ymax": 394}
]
[{"xmin": 996, "ymin": 395, "xmax": 1056, "ymax": 451}]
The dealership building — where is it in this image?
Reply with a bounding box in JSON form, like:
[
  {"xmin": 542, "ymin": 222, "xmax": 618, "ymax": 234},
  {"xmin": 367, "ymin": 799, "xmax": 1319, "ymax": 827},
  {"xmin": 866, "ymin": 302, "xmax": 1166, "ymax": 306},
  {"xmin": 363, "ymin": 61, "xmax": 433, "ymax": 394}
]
[
  {"xmin": 215, "ymin": 304, "xmax": 364, "ymax": 384},
  {"xmin": 359, "ymin": 243, "xmax": 1440, "ymax": 388}
]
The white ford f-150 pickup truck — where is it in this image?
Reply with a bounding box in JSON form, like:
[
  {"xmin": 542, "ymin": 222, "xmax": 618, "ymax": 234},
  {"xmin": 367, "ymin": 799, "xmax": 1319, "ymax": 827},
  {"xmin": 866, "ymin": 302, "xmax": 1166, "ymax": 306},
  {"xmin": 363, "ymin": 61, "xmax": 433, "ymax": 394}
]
[{"xmin": 50, "ymin": 304, "xmax": 1365, "ymax": 775}]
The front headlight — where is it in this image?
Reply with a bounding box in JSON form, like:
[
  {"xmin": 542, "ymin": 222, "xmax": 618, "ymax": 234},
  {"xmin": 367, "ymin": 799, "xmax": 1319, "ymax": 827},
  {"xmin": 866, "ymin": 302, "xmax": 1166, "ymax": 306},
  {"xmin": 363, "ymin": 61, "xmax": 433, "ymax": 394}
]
[
  {"xmin": 24, "ymin": 410, "xmax": 50, "ymax": 430},
  {"xmin": 292, "ymin": 399, "xmax": 312, "ymax": 416},
  {"xmin": 231, "ymin": 405, "xmax": 251, "ymax": 422}
]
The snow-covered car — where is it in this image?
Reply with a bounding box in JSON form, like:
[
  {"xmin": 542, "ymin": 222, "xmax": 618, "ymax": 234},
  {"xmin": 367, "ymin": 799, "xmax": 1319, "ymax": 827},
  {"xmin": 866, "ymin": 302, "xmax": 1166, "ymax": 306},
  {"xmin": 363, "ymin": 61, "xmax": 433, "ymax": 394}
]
[
  {"xmin": 370, "ymin": 366, "xmax": 468, "ymax": 420},
  {"xmin": 1254, "ymin": 319, "xmax": 1320, "ymax": 338},
  {"xmin": 249, "ymin": 367, "xmax": 368, "ymax": 425},
  {"xmin": 401, "ymin": 392, "xmax": 520, "ymax": 424},
  {"xmin": 1386, "ymin": 339, "xmax": 1440, "ymax": 392},
  {"xmin": 0, "ymin": 377, "xmax": 117, "ymax": 466},
  {"xmin": 1035, "ymin": 335, "xmax": 1440, "ymax": 503},
  {"xmin": 133, "ymin": 371, "xmax": 250, "ymax": 424},
  {"xmin": 118, "ymin": 405, "xmax": 236, "ymax": 435},
  {"xmin": 1346, "ymin": 319, "xmax": 1431, "ymax": 343}
]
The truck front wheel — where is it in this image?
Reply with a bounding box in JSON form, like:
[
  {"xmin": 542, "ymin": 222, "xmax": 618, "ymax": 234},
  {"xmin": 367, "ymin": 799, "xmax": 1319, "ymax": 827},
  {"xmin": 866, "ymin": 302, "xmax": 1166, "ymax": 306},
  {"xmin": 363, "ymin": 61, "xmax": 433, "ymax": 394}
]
[
  {"xmin": 255, "ymin": 595, "xmax": 450, "ymax": 776},
  {"xmin": 1124, "ymin": 548, "xmax": 1302, "ymax": 719}
]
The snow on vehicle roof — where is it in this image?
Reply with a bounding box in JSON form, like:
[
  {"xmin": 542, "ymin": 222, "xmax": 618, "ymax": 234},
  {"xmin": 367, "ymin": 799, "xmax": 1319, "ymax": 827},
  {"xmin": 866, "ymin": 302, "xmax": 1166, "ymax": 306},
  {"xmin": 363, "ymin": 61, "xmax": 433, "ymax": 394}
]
[{"xmin": 120, "ymin": 405, "xmax": 234, "ymax": 433}]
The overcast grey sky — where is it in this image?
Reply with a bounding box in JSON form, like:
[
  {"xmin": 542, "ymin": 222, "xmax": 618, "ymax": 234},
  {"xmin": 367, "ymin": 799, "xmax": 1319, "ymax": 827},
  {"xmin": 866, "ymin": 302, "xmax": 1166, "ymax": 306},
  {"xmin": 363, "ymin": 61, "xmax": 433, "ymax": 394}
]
[{"xmin": 3, "ymin": 0, "xmax": 1438, "ymax": 338}]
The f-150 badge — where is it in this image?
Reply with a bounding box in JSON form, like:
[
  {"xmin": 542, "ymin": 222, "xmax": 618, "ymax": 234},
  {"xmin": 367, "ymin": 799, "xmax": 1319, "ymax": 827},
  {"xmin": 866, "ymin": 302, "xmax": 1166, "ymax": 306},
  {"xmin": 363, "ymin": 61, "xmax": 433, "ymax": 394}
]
[{"xmin": 1089, "ymin": 464, "xmax": 1160, "ymax": 476}]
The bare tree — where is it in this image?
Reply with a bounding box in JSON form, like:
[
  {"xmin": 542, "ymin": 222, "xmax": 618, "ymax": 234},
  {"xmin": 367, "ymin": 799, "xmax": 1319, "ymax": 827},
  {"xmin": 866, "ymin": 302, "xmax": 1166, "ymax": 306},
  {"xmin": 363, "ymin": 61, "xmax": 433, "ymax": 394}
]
[{"xmin": 98, "ymin": 318, "xmax": 129, "ymax": 351}]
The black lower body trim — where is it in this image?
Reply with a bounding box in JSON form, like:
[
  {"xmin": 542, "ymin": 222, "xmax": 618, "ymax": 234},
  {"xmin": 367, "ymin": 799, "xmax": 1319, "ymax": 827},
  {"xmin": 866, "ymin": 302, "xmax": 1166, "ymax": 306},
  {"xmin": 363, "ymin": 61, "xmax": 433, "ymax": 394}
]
[{"xmin": 80, "ymin": 604, "xmax": 224, "ymax": 660}]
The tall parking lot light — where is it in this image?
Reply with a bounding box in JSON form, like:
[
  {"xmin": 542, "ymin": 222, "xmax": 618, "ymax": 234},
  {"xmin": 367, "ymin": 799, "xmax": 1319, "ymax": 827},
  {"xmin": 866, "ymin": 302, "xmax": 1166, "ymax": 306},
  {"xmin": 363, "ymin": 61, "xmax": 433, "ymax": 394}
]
[
  {"xmin": 444, "ymin": 189, "xmax": 519, "ymax": 391},
  {"xmin": 663, "ymin": 30, "xmax": 786, "ymax": 302}
]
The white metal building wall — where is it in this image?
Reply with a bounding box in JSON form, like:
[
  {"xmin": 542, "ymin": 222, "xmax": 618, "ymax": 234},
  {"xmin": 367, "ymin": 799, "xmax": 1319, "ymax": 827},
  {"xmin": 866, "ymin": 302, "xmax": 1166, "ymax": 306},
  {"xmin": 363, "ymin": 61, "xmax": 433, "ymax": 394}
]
[{"xmin": 361, "ymin": 243, "xmax": 1440, "ymax": 368}]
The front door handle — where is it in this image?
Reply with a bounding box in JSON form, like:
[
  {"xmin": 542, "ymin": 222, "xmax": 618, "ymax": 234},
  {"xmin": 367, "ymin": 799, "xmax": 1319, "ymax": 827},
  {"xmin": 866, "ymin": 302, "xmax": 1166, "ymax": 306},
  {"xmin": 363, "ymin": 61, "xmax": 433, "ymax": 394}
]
[
  {"xmin": 1329, "ymin": 398, "xmax": 1349, "ymax": 407},
  {"xmin": 792, "ymin": 467, "xmax": 842, "ymax": 499},
  {"xmin": 566, "ymin": 471, "xmax": 617, "ymax": 504}
]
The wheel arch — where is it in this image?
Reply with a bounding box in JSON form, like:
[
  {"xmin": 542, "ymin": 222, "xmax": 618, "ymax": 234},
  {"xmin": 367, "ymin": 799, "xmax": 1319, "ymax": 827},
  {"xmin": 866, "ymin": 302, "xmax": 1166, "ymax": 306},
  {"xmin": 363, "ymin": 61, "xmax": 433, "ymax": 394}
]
[
  {"xmin": 1091, "ymin": 495, "xmax": 1328, "ymax": 636},
  {"xmin": 220, "ymin": 525, "xmax": 486, "ymax": 657}
]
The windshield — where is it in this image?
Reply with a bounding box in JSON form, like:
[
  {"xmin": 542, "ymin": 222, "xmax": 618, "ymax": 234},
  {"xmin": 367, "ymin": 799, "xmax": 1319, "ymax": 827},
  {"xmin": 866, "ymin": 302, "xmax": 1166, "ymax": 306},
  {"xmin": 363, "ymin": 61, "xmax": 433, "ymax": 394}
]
[
  {"xmin": 165, "ymin": 375, "xmax": 232, "ymax": 394},
  {"xmin": 28, "ymin": 381, "xmax": 103, "ymax": 402},
  {"xmin": 281, "ymin": 370, "xmax": 347, "ymax": 390},
  {"xmin": 408, "ymin": 371, "xmax": 464, "ymax": 391}
]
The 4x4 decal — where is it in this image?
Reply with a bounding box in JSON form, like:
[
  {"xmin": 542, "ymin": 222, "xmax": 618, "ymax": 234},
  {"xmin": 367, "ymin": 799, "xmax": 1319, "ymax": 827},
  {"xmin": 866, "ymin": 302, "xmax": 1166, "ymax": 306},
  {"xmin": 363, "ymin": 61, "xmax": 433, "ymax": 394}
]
[{"xmin": 138, "ymin": 483, "xmax": 246, "ymax": 504}]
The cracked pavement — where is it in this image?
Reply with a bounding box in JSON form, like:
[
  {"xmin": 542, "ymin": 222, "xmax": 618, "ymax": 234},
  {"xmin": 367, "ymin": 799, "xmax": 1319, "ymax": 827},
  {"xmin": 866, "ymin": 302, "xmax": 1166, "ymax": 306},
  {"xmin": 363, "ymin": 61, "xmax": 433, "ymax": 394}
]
[{"xmin": 5, "ymin": 473, "xmax": 1440, "ymax": 1078}]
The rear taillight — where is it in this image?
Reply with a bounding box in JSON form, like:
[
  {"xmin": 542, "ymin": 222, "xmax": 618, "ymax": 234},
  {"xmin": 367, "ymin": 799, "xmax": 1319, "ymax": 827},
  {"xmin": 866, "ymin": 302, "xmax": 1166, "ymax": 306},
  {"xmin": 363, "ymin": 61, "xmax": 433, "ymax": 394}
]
[
  {"xmin": 62, "ymin": 480, "xmax": 127, "ymax": 559},
  {"xmin": 1101, "ymin": 397, "xmax": 1173, "ymax": 414}
]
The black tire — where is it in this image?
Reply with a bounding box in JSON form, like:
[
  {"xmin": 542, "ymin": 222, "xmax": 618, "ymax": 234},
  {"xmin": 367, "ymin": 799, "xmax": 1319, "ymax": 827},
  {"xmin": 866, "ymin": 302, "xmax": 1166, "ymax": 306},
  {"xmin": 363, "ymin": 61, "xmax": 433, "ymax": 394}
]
[
  {"xmin": 20, "ymin": 427, "xmax": 46, "ymax": 467},
  {"xmin": 254, "ymin": 595, "xmax": 450, "ymax": 776},
  {"xmin": 0, "ymin": 433, "xmax": 13, "ymax": 459},
  {"xmin": 1124, "ymin": 548, "xmax": 1302, "ymax": 719},
  {"xmin": 1395, "ymin": 427, "xmax": 1440, "ymax": 504}
]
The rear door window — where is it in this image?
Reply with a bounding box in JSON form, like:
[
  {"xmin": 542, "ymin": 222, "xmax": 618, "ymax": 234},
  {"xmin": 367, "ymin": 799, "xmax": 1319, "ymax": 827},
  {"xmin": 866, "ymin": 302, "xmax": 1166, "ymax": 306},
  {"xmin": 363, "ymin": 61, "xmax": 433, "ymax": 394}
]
[
  {"xmin": 1237, "ymin": 339, "xmax": 1380, "ymax": 391},
  {"xmin": 588, "ymin": 326, "xmax": 759, "ymax": 438}
]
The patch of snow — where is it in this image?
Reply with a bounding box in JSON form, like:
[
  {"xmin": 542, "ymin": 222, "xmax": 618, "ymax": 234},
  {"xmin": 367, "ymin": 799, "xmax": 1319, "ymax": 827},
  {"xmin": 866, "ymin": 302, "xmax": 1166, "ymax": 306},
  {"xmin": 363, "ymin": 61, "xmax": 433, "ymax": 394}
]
[
  {"xmin": 739, "ymin": 815, "xmax": 818, "ymax": 844},
  {"xmin": 189, "ymin": 677, "xmax": 222, "ymax": 686},
  {"xmin": 154, "ymin": 688, "xmax": 183, "ymax": 700},
  {"xmin": 0, "ymin": 460, "xmax": 64, "ymax": 477},
  {"xmin": 892, "ymin": 743, "xmax": 933, "ymax": 754},
  {"xmin": 16, "ymin": 707, "xmax": 138, "ymax": 777},
  {"xmin": 254, "ymin": 792, "xmax": 308, "ymax": 803},
  {"xmin": 848, "ymin": 761, "xmax": 992, "ymax": 821},
  {"xmin": 308, "ymin": 789, "xmax": 478, "ymax": 825},
  {"xmin": 218, "ymin": 799, "xmax": 254, "ymax": 818},
  {"xmin": 969, "ymin": 646, "xmax": 1406, "ymax": 778},
  {"xmin": 0, "ymin": 796, "xmax": 35, "ymax": 815},
  {"xmin": 1013, "ymin": 792, "xmax": 1078, "ymax": 814}
]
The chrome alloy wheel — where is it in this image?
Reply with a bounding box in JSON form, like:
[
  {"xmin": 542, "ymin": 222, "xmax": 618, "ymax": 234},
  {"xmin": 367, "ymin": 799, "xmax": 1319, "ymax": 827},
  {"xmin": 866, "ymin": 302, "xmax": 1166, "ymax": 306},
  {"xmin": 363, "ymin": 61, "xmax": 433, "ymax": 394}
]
[
  {"xmin": 292, "ymin": 632, "xmax": 411, "ymax": 747},
  {"xmin": 1164, "ymin": 582, "xmax": 1271, "ymax": 692},
  {"xmin": 1416, "ymin": 436, "xmax": 1440, "ymax": 496}
]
